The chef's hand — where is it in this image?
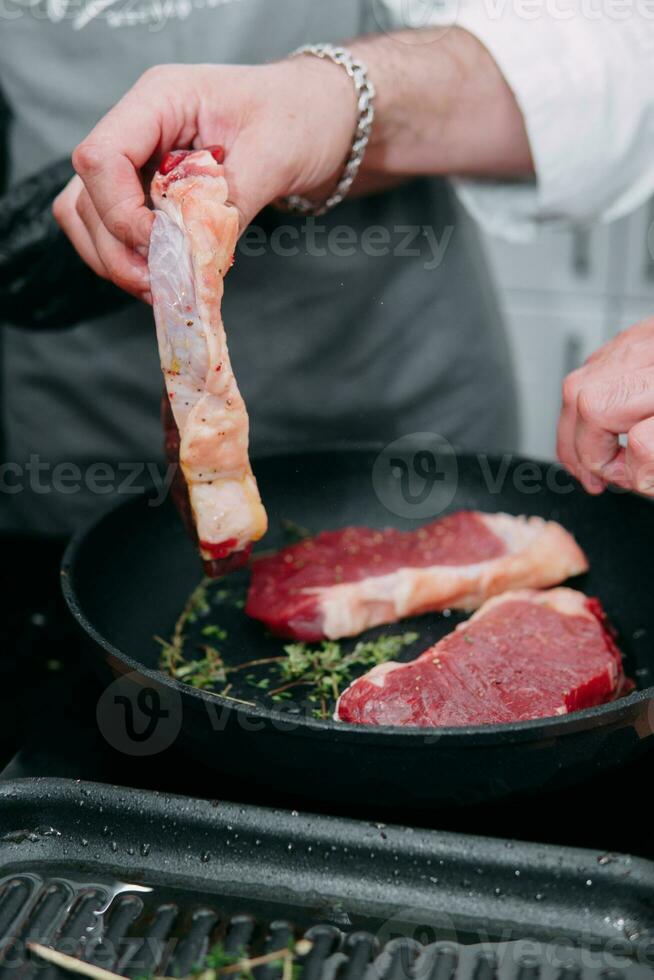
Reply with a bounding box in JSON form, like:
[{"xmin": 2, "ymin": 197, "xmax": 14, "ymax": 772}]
[
  {"xmin": 52, "ymin": 61, "xmax": 358, "ymax": 300},
  {"xmin": 53, "ymin": 32, "xmax": 530, "ymax": 302},
  {"xmin": 557, "ymin": 317, "xmax": 654, "ymax": 496}
]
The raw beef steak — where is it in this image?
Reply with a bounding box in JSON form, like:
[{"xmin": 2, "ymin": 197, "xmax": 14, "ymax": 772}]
[
  {"xmin": 150, "ymin": 147, "xmax": 267, "ymax": 575},
  {"xmin": 335, "ymin": 588, "xmax": 628, "ymax": 727},
  {"xmin": 246, "ymin": 511, "xmax": 588, "ymax": 640}
]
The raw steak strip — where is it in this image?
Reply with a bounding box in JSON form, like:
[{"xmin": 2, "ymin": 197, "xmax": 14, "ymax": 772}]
[
  {"xmin": 150, "ymin": 148, "xmax": 267, "ymax": 572},
  {"xmin": 336, "ymin": 588, "xmax": 627, "ymax": 727},
  {"xmin": 245, "ymin": 511, "xmax": 588, "ymax": 640}
]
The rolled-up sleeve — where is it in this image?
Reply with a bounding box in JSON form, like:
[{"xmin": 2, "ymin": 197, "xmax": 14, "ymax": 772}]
[{"xmin": 379, "ymin": 0, "xmax": 654, "ymax": 239}]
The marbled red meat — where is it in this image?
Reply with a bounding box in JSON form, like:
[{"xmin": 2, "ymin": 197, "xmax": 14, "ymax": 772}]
[
  {"xmin": 245, "ymin": 511, "xmax": 588, "ymax": 640},
  {"xmin": 336, "ymin": 588, "xmax": 628, "ymax": 727},
  {"xmin": 150, "ymin": 148, "xmax": 267, "ymax": 576}
]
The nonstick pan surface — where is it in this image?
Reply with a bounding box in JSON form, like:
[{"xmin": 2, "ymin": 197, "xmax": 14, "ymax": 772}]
[{"xmin": 62, "ymin": 446, "xmax": 654, "ymax": 807}]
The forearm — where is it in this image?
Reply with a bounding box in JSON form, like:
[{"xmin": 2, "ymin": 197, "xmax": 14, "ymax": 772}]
[{"xmin": 349, "ymin": 28, "xmax": 533, "ymax": 180}]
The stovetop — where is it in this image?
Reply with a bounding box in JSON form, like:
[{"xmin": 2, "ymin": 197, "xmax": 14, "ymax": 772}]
[{"xmin": 2, "ymin": 534, "xmax": 654, "ymax": 858}]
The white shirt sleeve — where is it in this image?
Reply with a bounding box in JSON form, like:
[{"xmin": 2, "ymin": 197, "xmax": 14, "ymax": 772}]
[{"xmin": 377, "ymin": 0, "xmax": 654, "ymax": 240}]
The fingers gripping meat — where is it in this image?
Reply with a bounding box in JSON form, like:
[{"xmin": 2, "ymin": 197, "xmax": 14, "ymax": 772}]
[{"xmin": 150, "ymin": 148, "xmax": 267, "ymax": 573}]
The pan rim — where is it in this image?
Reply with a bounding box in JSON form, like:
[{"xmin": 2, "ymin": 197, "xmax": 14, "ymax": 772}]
[{"xmin": 60, "ymin": 444, "xmax": 654, "ymax": 747}]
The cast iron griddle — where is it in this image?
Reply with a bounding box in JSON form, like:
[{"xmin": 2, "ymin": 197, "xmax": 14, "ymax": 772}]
[
  {"xmin": 1, "ymin": 779, "xmax": 654, "ymax": 979},
  {"xmin": 61, "ymin": 447, "xmax": 654, "ymax": 807}
]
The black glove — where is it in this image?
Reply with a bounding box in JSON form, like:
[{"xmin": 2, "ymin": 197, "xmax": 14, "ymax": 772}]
[{"xmin": 0, "ymin": 158, "xmax": 132, "ymax": 330}]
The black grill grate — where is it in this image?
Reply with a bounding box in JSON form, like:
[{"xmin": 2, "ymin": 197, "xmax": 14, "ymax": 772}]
[
  {"xmin": 1, "ymin": 781, "xmax": 654, "ymax": 980},
  {"xmin": 0, "ymin": 877, "xmax": 342, "ymax": 980},
  {"xmin": 1, "ymin": 873, "xmax": 653, "ymax": 980}
]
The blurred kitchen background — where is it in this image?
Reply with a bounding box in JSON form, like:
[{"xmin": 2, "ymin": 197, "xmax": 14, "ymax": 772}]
[{"xmin": 481, "ymin": 197, "xmax": 654, "ymax": 459}]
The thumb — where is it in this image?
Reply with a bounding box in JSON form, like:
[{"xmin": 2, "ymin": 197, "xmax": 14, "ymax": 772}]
[
  {"xmin": 223, "ymin": 151, "xmax": 289, "ymax": 235},
  {"xmin": 73, "ymin": 68, "xmax": 195, "ymax": 252}
]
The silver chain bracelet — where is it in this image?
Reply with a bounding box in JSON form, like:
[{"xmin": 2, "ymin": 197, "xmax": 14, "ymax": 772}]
[{"xmin": 277, "ymin": 43, "xmax": 376, "ymax": 218}]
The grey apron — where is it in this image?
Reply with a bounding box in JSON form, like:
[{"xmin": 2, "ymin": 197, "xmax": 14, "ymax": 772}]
[{"xmin": 0, "ymin": 0, "xmax": 518, "ymax": 535}]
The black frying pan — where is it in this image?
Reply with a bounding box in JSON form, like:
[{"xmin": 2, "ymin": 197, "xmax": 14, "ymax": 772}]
[{"xmin": 61, "ymin": 446, "xmax": 654, "ymax": 808}]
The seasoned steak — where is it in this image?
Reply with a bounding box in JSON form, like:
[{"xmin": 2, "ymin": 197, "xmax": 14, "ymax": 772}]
[
  {"xmin": 336, "ymin": 588, "xmax": 628, "ymax": 727},
  {"xmin": 246, "ymin": 512, "xmax": 588, "ymax": 640}
]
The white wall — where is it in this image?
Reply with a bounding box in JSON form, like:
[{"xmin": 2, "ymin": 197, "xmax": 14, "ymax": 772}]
[{"xmin": 480, "ymin": 199, "xmax": 654, "ymax": 459}]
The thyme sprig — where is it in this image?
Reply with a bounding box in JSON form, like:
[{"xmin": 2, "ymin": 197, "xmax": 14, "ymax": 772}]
[
  {"xmin": 28, "ymin": 938, "xmax": 312, "ymax": 980},
  {"xmin": 277, "ymin": 633, "xmax": 419, "ymax": 708},
  {"xmin": 156, "ymin": 578, "xmax": 211, "ymax": 677},
  {"xmin": 155, "ymin": 519, "xmax": 419, "ymax": 718},
  {"xmin": 280, "ymin": 519, "xmax": 312, "ymax": 544},
  {"xmin": 155, "ymin": 578, "xmax": 252, "ymax": 697}
]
